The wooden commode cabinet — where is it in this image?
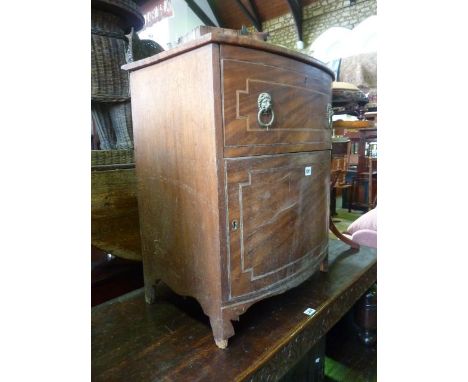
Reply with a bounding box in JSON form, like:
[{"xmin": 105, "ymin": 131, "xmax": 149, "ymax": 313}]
[{"xmin": 123, "ymin": 29, "xmax": 334, "ymax": 348}]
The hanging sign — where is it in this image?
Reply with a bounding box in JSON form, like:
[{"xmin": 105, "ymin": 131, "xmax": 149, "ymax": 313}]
[{"xmin": 140, "ymin": 0, "xmax": 174, "ymax": 29}]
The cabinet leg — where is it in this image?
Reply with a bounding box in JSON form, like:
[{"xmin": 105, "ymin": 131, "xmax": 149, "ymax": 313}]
[
  {"xmin": 143, "ymin": 269, "xmax": 159, "ymax": 305},
  {"xmin": 144, "ymin": 283, "xmax": 157, "ymax": 304},
  {"xmin": 209, "ymin": 315, "xmax": 235, "ymax": 349},
  {"xmin": 215, "ymin": 339, "xmax": 228, "ymax": 350},
  {"xmin": 329, "ymin": 217, "xmax": 360, "ymax": 249},
  {"xmin": 143, "ymin": 261, "xmax": 160, "ymax": 304},
  {"xmin": 320, "ymin": 256, "xmax": 328, "ymax": 272}
]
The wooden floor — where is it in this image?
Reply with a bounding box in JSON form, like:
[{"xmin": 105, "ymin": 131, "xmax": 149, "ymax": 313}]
[{"xmin": 325, "ymin": 311, "xmax": 377, "ymax": 382}]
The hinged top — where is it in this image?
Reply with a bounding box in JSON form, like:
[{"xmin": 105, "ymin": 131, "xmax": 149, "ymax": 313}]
[{"xmin": 122, "ymin": 27, "xmax": 335, "ymax": 79}]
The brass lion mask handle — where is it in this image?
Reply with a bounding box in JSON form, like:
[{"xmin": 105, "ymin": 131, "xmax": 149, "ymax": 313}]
[{"xmin": 257, "ymin": 92, "xmax": 275, "ymax": 128}]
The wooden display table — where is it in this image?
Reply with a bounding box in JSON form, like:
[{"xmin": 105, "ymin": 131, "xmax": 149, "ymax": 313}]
[
  {"xmin": 92, "ymin": 240, "xmax": 376, "ymax": 381},
  {"xmin": 91, "ymin": 150, "xmax": 141, "ymax": 261}
]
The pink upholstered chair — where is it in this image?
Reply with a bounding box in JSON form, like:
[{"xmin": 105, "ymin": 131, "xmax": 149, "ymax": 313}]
[
  {"xmin": 343, "ymin": 207, "xmax": 377, "ymax": 248},
  {"xmin": 344, "ymin": 207, "xmax": 377, "ymax": 346}
]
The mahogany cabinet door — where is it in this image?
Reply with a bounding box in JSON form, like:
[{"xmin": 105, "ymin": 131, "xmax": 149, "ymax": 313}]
[
  {"xmin": 221, "ymin": 45, "xmax": 333, "ymax": 157},
  {"xmin": 224, "ymin": 151, "xmax": 330, "ymax": 301}
]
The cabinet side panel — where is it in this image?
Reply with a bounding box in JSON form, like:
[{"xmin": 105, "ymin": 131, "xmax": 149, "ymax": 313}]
[
  {"xmin": 210, "ymin": 45, "xmax": 230, "ymax": 304},
  {"xmin": 129, "ymin": 44, "xmax": 222, "ymax": 316}
]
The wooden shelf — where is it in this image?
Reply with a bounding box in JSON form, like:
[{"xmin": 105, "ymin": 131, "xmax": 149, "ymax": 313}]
[{"xmin": 332, "ymin": 120, "xmax": 373, "ymax": 129}]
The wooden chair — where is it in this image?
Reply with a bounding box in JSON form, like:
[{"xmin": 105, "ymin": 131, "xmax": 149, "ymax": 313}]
[
  {"xmin": 329, "ymin": 169, "xmax": 360, "ymax": 249},
  {"xmin": 330, "ymin": 137, "xmax": 352, "ymax": 216},
  {"xmin": 348, "ymin": 128, "xmax": 377, "ymax": 212}
]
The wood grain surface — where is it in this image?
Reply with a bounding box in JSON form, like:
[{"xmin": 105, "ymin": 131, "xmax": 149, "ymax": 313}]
[
  {"xmin": 92, "ymin": 239, "xmax": 377, "ymax": 382},
  {"xmin": 130, "ymin": 44, "xmax": 225, "ymax": 322},
  {"xmin": 224, "ymin": 151, "xmax": 330, "ymax": 301},
  {"xmin": 122, "ymin": 28, "xmax": 335, "ymax": 80},
  {"xmin": 222, "ymin": 45, "xmax": 332, "ymax": 156},
  {"xmin": 126, "ymin": 34, "xmax": 333, "ymax": 346},
  {"xmin": 91, "ymin": 168, "xmax": 142, "ymax": 261}
]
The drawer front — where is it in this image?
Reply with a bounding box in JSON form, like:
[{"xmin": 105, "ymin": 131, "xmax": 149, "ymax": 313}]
[
  {"xmin": 224, "ymin": 151, "xmax": 330, "ymax": 301},
  {"xmin": 221, "ymin": 45, "xmax": 333, "ymax": 157}
]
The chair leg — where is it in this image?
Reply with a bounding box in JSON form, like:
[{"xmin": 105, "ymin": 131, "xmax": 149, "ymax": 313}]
[
  {"xmin": 329, "ymin": 217, "xmax": 360, "ymax": 249},
  {"xmin": 330, "ymin": 187, "xmax": 337, "ymax": 217},
  {"xmin": 348, "ymin": 180, "xmax": 354, "ymax": 213},
  {"xmin": 353, "ymin": 285, "xmax": 377, "ymax": 346}
]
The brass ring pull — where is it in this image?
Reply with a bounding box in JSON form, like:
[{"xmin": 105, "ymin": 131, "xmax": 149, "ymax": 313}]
[{"xmin": 257, "ymin": 92, "xmax": 275, "ymax": 128}]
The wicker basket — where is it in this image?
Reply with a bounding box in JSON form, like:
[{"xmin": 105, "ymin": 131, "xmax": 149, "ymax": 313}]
[
  {"xmin": 91, "ymin": 10, "xmax": 130, "ymax": 102},
  {"xmin": 91, "ymin": 149, "xmax": 135, "ymax": 167},
  {"xmin": 92, "ymin": 0, "xmax": 144, "ymax": 31},
  {"xmin": 91, "ymin": 0, "xmax": 144, "ymax": 148},
  {"xmin": 91, "ymin": 0, "xmax": 144, "ymax": 102},
  {"xmin": 92, "ymin": 101, "xmax": 133, "ymax": 149}
]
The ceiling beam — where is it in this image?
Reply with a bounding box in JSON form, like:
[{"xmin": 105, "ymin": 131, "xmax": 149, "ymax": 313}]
[
  {"xmin": 246, "ymin": 0, "xmax": 262, "ymax": 30},
  {"xmin": 206, "ymin": 0, "xmax": 224, "ymax": 27},
  {"xmin": 286, "ymin": 0, "xmax": 303, "ymax": 42},
  {"xmin": 234, "ymin": 0, "xmax": 262, "ymax": 32},
  {"xmin": 184, "ymin": 0, "xmax": 216, "ymax": 27}
]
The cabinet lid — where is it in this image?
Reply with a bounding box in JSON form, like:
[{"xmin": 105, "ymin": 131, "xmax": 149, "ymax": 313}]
[{"xmin": 122, "ymin": 28, "xmax": 335, "ymax": 79}]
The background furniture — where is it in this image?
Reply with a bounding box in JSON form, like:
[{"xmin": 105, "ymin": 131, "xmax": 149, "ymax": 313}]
[
  {"xmin": 354, "ymin": 285, "xmax": 377, "ymax": 346},
  {"xmin": 91, "ymin": 246, "xmax": 143, "ymax": 306},
  {"xmin": 331, "ymin": 81, "xmax": 369, "ymax": 120},
  {"xmin": 332, "ymin": 120, "xmax": 372, "ymax": 169},
  {"xmin": 330, "ymin": 137, "xmax": 352, "ymax": 216},
  {"xmin": 348, "ymin": 128, "xmax": 377, "ymax": 212},
  {"xmin": 342, "ymin": 208, "xmax": 377, "ymax": 347},
  {"xmin": 343, "ymin": 207, "xmax": 377, "ymax": 249},
  {"xmin": 338, "ymin": 52, "xmax": 377, "ymax": 111},
  {"xmin": 123, "ymin": 27, "xmax": 334, "ymax": 348},
  {"xmin": 91, "ymin": 0, "xmax": 145, "ymax": 150},
  {"xmin": 329, "ymin": 169, "xmax": 360, "ymax": 249},
  {"xmin": 92, "ymin": 240, "xmax": 377, "ymax": 381},
  {"xmin": 91, "ymin": 150, "xmax": 142, "ymax": 261}
]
